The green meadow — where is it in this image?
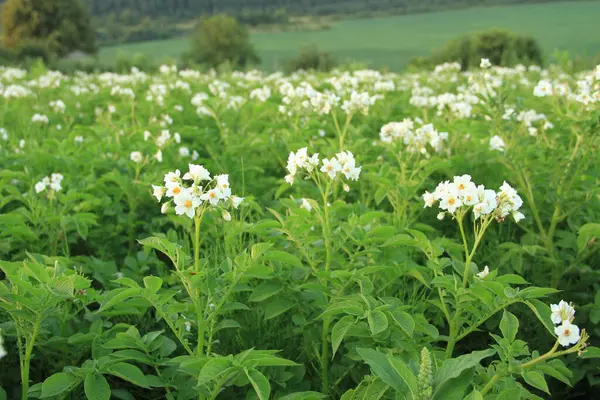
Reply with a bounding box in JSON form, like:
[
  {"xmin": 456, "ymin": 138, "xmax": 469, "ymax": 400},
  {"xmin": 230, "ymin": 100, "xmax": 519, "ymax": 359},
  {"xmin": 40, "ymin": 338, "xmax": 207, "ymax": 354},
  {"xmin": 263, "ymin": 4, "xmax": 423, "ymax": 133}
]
[{"xmin": 98, "ymin": 1, "xmax": 600, "ymax": 70}]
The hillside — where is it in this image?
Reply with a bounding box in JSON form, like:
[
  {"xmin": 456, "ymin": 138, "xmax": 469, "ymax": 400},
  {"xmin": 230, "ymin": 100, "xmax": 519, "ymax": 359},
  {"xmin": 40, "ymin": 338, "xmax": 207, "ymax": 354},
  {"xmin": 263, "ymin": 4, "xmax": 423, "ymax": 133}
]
[
  {"xmin": 84, "ymin": 0, "xmax": 580, "ymax": 21},
  {"xmin": 97, "ymin": 1, "xmax": 600, "ymax": 71}
]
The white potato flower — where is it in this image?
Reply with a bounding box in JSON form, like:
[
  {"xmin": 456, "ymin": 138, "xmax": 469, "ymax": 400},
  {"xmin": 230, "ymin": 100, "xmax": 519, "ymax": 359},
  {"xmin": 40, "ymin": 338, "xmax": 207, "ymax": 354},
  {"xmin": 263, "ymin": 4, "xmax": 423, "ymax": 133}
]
[
  {"xmin": 476, "ymin": 265, "xmax": 490, "ymax": 279},
  {"xmin": 555, "ymin": 320, "xmax": 581, "ymax": 347},
  {"xmin": 174, "ymin": 190, "xmax": 200, "ymax": 219},
  {"xmin": 130, "ymin": 151, "xmax": 143, "ymax": 163},
  {"xmin": 183, "ymin": 164, "xmax": 211, "ymax": 182},
  {"xmin": 551, "ymin": 300, "xmax": 576, "ymax": 325},
  {"xmin": 320, "ymin": 158, "xmax": 342, "ymax": 179},
  {"xmin": 489, "ymin": 135, "xmax": 505, "ymax": 152}
]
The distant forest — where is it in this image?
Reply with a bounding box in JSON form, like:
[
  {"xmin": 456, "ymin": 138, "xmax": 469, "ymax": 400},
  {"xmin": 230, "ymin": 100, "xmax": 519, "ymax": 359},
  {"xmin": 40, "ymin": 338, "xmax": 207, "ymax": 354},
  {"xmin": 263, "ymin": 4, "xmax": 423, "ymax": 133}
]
[{"xmin": 84, "ymin": 0, "xmax": 581, "ymax": 21}]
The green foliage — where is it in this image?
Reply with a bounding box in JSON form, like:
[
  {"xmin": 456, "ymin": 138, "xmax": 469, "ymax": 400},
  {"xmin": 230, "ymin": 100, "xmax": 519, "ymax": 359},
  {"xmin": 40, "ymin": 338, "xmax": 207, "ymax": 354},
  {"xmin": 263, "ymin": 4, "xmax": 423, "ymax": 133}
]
[
  {"xmin": 1, "ymin": 59, "xmax": 600, "ymax": 399},
  {"xmin": 285, "ymin": 45, "xmax": 337, "ymax": 73},
  {"xmin": 413, "ymin": 28, "xmax": 543, "ymax": 70},
  {"xmin": 189, "ymin": 15, "xmax": 259, "ymax": 68},
  {"xmin": 1, "ymin": 0, "xmax": 97, "ymax": 58}
]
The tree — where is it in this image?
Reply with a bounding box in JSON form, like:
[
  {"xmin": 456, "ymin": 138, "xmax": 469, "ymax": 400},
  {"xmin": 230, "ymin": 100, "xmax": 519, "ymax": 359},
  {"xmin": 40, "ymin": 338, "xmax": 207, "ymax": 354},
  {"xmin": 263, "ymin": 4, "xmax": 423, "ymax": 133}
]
[
  {"xmin": 2, "ymin": 0, "xmax": 97, "ymax": 58},
  {"xmin": 189, "ymin": 14, "xmax": 259, "ymax": 68}
]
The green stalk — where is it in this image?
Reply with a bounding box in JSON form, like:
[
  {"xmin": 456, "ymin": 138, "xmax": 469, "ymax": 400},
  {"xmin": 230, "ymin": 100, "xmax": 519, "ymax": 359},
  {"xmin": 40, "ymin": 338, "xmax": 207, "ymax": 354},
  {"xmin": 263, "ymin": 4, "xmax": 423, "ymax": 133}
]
[
  {"xmin": 319, "ymin": 179, "xmax": 333, "ymax": 394},
  {"xmin": 20, "ymin": 315, "xmax": 41, "ymax": 400}
]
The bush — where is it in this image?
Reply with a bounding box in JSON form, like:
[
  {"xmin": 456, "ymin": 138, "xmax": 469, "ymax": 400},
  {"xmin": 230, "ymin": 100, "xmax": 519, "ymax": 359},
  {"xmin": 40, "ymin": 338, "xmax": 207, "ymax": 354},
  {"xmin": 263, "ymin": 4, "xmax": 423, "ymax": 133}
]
[
  {"xmin": 14, "ymin": 40, "xmax": 54, "ymax": 64},
  {"xmin": 412, "ymin": 29, "xmax": 543, "ymax": 70},
  {"xmin": 188, "ymin": 14, "xmax": 259, "ymax": 68},
  {"xmin": 285, "ymin": 45, "xmax": 337, "ymax": 73},
  {"xmin": 0, "ymin": 44, "xmax": 18, "ymax": 65},
  {"xmin": 2, "ymin": 0, "xmax": 97, "ymax": 59}
]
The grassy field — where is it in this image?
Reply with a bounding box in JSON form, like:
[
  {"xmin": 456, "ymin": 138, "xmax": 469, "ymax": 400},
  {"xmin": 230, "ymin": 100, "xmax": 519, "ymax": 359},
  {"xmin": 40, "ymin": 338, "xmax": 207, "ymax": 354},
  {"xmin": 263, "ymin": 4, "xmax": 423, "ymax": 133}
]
[{"xmin": 98, "ymin": 1, "xmax": 600, "ymax": 70}]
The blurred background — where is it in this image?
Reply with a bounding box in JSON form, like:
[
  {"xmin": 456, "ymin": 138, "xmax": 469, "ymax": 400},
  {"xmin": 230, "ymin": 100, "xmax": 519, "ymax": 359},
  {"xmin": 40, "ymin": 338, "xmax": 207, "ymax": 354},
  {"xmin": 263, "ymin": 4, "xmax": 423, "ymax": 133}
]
[{"xmin": 0, "ymin": 0, "xmax": 599, "ymax": 73}]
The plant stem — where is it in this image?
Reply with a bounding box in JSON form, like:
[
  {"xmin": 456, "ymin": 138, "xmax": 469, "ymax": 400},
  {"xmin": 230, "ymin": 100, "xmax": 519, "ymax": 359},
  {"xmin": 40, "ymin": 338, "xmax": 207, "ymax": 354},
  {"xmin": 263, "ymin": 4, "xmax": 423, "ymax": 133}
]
[
  {"xmin": 480, "ymin": 373, "xmax": 502, "ymax": 395},
  {"xmin": 321, "ymin": 316, "xmax": 331, "ymax": 393},
  {"xmin": 194, "ymin": 215, "xmax": 202, "ymax": 273},
  {"xmin": 319, "ymin": 179, "xmax": 333, "ymax": 394},
  {"xmin": 192, "ymin": 212, "xmax": 205, "ymax": 355},
  {"xmin": 21, "ymin": 315, "xmax": 41, "ymax": 400}
]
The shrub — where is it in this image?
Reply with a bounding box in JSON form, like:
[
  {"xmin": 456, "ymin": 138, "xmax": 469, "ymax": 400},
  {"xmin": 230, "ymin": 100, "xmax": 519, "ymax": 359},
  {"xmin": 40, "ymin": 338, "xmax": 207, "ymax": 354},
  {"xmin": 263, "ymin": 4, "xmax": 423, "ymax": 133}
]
[
  {"xmin": 285, "ymin": 45, "xmax": 337, "ymax": 72},
  {"xmin": 14, "ymin": 40, "xmax": 54, "ymax": 64},
  {"xmin": 189, "ymin": 14, "xmax": 259, "ymax": 68},
  {"xmin": 412, "ymin": 29, "xmax": 543, "ymax": 70}
]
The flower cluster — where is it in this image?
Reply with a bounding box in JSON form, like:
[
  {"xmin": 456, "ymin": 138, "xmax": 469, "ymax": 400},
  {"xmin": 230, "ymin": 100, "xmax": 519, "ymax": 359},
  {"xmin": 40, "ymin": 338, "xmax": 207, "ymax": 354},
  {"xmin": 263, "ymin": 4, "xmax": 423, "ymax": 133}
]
[
  {"xmin": 284, "ymin": 147, "xmax": 362, "ymax": 185},
  {"xmin": 35, "ymin": 173, "xmax": 64, "ymax": 194},
  {"xmin": 379, "ymin": 118, "xmax": 448, "ymax": 155},
  {"xmin": 31, "ymin": 114, "xmax": 49, "ymax": 124},
  {"xmin": 423, "ymin": 175, "xmax": 524, "ymax": 222},
  {"xmin": 550, "ymin": 300, "xmax": 581, "ymax": 347},
  {"xmin": 152, "ymin": 164, "xmax": 243, "ymax": 219}
]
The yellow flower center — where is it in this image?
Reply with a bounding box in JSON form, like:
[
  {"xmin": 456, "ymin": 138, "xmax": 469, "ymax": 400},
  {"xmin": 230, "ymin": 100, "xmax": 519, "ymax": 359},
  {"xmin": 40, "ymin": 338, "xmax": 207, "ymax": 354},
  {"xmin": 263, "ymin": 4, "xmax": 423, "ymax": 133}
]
[
  {"xmin": 184, "ymin": 200, "xmax": 192, "ymax": 208},
  {"xmin": 448, "ymin": 198, "xmax": 456, "ymax": 205},
  {"xmin": 209, "ymin": 192, "xmax": 216, "ymax": 198},
  {"xmin": 564, "ymin": 329, "xmax": 570, "ymax": 336},
  {"xmin": 173, "ymin": 187, "xmax": 181, "ymax": 195}
]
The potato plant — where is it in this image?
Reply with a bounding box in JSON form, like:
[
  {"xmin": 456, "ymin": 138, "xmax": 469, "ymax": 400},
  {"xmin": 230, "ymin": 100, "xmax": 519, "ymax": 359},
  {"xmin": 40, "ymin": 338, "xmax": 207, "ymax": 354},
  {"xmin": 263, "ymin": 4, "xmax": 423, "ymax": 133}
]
[{"xmin": 0, "ymin": 61, "xmax": 599, "ymax": 399}]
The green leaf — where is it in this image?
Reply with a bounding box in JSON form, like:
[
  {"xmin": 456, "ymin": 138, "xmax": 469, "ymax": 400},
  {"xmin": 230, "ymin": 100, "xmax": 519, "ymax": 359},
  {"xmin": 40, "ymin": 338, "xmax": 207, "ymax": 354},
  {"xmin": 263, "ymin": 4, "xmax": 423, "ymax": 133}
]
[
  {"xmin": 106, "ymin": 363, "xmax": 149, "ymax": 388},
  {"xmin": 84, "ymin": 374, "xmax": 111, "ymax": 400},
  {"xmin": 432, "ymin": 369, "xmax": 474, "ymax": 400},
  {"xmin": 263, "ymin": 250, "xmax": 303, "ymax": 268},
  {"xmin": 249, "ymin": 281, "xmax": 283, "ymax": 302},
  {"xmin": 143, "ymin": 276, "xmax": 163, "ymax": 294},
  {"xmin": 519, "ymin": 287, "xmax": 559, "ymax": 299},
  {"xmin": 242, "ymin": 352, "xmax": 298, "ymax": 367},
  {"xmin": 251, "ymin": 242, "xmax": 273, "ymax": 260},
  {"xmin": 388, "ymin": 356, "xmax": 418, "ymax": 397},
  {"xmin": 522, "ymin": 299, "xmax": 555, "ymax": 336},
  {"xmin": 434, "ymin": 349, "xmax": 496, "ymax": 389},
  {"xmin": 245, "ymin": 368, "xmax": 271, "ymax": 400},
  {"xmin": 198, "ymin": 358, "xmax": 233, "ymax": 385},
  {"xmin": 331, "ymin": 316, "xmax": 355, "ymax": 358},
  {"xmin": 390, "ymin": 310, "xmax": 415, "ymax": 337},
  {"xmin": 215, "ymin": 319, "xmax": 242, "ymax": 332},
  {"xmin": 318, "ymin": 300, "xmax": 364, "ymax": 319},
  {"xmin": 495, "ymin": 274, "xmax": 528, "ymax": 285},
  {"xmin": 356, "ymin": 348, "xmax": 410, "ymax": 393},
  {"xmin": 98, "ymin": 288, "xmax": 140, "ymax": 312},
  {"xmin": 264, "ymin": 298, "xmax": 295, "ymax": 320},
  {"xmin": 496, "ymin": 388, "xmax": 524, "ymax": 400},
  {"xmin": 577, "ymin": 223, "xmax": 600, "ymax": 253},
  {"xmin": 41, "ymin": 373, "xmax": 79, "ymax": 398},
  {"xmin": 465, "ymin": 390, "xmax": 483, "ymax": 400},
  {"xmin": 580, "ymin": 346, "xmax": 600, "ymax": 359},
  {"xmin": 500, "ymin": 310, "xmax": 519, "ymax": 342},
  {"xmin": 537, "ymin": 364, "xmax": 572, "ymax": 386},
  {"xmin": 522, "ymin": 370, "xmax": 550, "ymax": 394},
  {"xmin": 138, "ymin": 236, "xmax": 181, "ymax": 260},
  {"xmin": 367, "ymin": 310, "xmax": 388, "ymax": 335}
]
